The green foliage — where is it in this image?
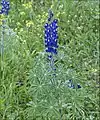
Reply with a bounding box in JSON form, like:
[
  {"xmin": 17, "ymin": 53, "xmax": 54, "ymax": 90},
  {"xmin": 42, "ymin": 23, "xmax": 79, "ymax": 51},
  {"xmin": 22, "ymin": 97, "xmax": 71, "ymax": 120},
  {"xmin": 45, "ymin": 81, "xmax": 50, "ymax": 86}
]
[{"xmin": 0, "ymin": 0, "xmax": 99, "ymax": 120}]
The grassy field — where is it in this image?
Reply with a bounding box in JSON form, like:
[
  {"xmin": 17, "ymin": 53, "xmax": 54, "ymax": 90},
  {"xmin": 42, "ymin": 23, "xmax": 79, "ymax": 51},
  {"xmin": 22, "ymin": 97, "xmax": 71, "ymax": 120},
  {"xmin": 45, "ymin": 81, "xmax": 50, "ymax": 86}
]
[{"xmin": 0, "ymin": 0, "xmax": 99, "ymax": 120}]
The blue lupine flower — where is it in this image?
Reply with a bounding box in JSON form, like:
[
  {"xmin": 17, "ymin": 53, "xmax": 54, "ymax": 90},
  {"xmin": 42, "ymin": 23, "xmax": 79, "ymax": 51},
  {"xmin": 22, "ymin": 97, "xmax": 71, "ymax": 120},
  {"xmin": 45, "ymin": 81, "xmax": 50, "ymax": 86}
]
[
  {"xmin": 44, "ymin": 10, "xmax": 58, "ymax": 86},
  {"xmin": 44, "ymin": 19, "xmax": 58, "ymax": 54},
  {"xmin": 77, "ymin": 84, "xmax": 81, "ymax": 88},
  {"xmin": 48, "ymin": 9, "xmax": 53, "ymax": 22},
  {"xmin": 0, "ymin": 0, "xmax": 10, "ymax": 15},
  {"xmin": 68, "ymin": 79, "xmax": 81, "ymax": 89}
]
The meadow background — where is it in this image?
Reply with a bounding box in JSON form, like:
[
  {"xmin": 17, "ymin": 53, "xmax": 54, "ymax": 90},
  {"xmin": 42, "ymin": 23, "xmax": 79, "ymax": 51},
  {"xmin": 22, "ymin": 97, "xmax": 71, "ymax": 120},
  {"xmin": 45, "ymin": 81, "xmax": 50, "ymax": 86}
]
[{"xmin": 0, "ymin": 0, "xmax": 99, "ymax": 120}]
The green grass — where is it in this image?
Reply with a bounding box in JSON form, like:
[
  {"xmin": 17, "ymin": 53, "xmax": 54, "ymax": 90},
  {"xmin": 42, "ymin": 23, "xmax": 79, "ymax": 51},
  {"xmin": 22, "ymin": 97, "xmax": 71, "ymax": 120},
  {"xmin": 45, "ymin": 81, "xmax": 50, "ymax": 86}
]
[{"xmin": 0, "ymin": 0, "xmax": 99, "ymax": 120}]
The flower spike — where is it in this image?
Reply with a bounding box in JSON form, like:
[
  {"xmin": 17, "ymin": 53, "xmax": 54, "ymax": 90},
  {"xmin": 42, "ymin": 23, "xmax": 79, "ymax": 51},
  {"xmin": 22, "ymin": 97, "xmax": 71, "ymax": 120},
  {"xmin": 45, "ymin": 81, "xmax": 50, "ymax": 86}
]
[{"xmin": 0, "ymin": 0, "xmax": 10, "ymax": 15}]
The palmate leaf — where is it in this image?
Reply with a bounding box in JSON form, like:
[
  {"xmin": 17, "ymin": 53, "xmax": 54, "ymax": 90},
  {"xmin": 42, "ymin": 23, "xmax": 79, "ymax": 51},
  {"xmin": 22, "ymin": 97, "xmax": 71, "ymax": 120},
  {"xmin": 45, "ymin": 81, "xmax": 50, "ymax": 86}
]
[{"xmin": 38, "ymin": 95, "xmax": 61, "ymax": 119}]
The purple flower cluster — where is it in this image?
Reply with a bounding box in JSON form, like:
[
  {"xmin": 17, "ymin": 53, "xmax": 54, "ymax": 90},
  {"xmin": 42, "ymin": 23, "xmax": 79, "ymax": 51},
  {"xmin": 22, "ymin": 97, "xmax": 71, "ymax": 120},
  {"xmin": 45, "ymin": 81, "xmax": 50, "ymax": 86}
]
[
  {"xmin": 0, "ymin": 0, "xmax": 10, "ymax": 15},
  {"xmin": 44, "ymin": 19, "xmax": 58, "ymax": 54}
]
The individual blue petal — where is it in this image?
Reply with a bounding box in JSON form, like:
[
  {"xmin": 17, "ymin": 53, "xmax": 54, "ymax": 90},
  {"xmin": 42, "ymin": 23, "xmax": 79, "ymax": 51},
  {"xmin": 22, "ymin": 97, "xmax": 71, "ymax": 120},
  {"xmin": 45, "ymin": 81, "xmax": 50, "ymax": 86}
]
[
  {"xmin": 45, "ymin": 41, "xmax": 58, "ymax": 48},
  {"xmin": 50, "ymin": 19, "xmax": 58, "ymax": 28},
  {"xmin": 44, "ymin": 23, "xmax": 49, "ymax": 28},
  {"xmin": 48, "ymin": 55, "xmax": 52, "ymax": 60},
  {"xmin": 1, "ymin": 0, "xmax": 5, "ymax": 5},
  {"xmin": 77, "ymin": 84, "xmax": 81, "ymax": 88},
  {"xmin": 44, "ymin": 34, "xmax": 51, "ymax": 39},
  {"xmin": 50, "ymin": 22, "xmax": 58, "ymax": 29},
  {"xmin": 45, "ymin": 28, "xmax": 51, "ymax": 34},
  {"xmin": 6, "ymin": 1, "xmax": 10, "ymax": 5},
  {"xmin": 44, "ymin": 30, "xmax": 50, "ymax": 34},
  {"xmin": 71, "ymin": 84, "xmax": 75, "ymax": 89},
  {"xmin": 52, "ymin": 34, "xmax": 58, "ymax": 39},
  {"xmin": 46, "ymin": 47, "xmax": 57, "ymax": 54},
  {"xmin": 53, "ymin": 19, "xmax": 58, "ymax": 23},
  {"xmin": 52, "ymin": 29, "xmax": 58, "ymax": 34},
  {"xmin": 48, "ymin": 17, "xmax": 51, "ymax": 22},
  {"xmin": 44, "ymin": 39, "xmax": 50, "ymax": 44}
]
